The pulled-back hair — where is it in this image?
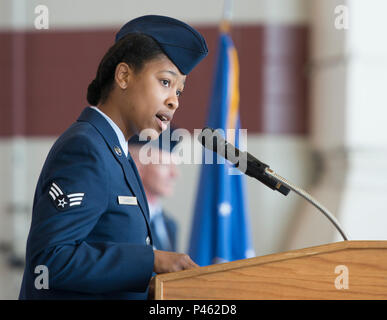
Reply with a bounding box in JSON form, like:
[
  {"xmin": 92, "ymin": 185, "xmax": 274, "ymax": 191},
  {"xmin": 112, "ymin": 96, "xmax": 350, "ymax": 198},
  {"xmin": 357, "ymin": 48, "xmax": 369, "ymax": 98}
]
[{"xmin": 87, "ymin": 33, "xmax": 164, "ymax": 106}]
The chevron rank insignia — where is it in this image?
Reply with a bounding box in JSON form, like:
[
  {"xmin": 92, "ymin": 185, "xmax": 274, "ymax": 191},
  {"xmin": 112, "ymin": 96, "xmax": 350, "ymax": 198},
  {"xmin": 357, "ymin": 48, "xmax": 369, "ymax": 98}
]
[{"xmin": 48, "ymin": 182, "xmax": 85, "ymax": 211}]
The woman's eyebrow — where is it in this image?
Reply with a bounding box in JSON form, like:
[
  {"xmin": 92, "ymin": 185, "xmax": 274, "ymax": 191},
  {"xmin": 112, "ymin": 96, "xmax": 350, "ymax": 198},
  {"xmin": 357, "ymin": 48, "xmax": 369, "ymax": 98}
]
[{"xmin": 158, "ymin": 70, "xmax": 186, "ymax": 85}]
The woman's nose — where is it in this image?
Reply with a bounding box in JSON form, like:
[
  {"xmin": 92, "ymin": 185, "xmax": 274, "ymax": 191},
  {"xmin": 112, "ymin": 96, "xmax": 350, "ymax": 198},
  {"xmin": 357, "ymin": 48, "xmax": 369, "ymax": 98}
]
[{"xmin": 166, "ymin": 93, "xmax": 179, "ymax": 110}]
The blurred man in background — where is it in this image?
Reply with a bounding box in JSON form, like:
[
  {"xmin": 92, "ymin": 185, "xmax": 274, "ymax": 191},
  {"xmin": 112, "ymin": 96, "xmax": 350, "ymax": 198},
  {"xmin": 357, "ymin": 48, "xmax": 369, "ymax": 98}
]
[{"xmin": 128, "ymin": 127, "xmax": 180, "ymax": 252}]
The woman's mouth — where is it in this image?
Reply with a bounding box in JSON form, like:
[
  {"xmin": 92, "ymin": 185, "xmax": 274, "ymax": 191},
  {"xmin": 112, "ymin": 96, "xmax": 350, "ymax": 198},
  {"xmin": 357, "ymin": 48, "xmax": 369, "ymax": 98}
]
[
  {"xmin": 155, "ymin": 114, "xmax": 169, "ymax": 131},
  {"xmin": 155, "ymin": 113, "xmax": 171, "ymax": 132}
]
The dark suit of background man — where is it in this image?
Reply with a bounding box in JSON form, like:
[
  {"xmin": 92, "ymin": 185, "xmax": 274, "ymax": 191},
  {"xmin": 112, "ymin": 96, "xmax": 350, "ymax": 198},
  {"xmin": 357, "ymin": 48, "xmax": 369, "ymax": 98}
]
[{"xmin": 128, "ymin": 128, "xmax": 180, "ymax": 252}]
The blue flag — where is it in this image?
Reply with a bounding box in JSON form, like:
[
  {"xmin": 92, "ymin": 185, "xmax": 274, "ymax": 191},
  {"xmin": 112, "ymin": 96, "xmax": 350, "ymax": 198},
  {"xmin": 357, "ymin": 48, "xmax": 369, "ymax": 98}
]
[{"xmin": 188, "ymin": 31, "xmax": 255, "ymax": 266}]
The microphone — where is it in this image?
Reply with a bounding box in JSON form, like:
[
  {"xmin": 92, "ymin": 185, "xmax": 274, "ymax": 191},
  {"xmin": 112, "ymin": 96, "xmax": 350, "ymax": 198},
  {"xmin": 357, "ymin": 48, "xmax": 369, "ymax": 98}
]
[
  {"xmin": 198, "ymin": 127, "xmax": 290, "ymax": 196},
  {"xmin": 198, "ymin": 127, "xmax": 349, "ymax": 241}
]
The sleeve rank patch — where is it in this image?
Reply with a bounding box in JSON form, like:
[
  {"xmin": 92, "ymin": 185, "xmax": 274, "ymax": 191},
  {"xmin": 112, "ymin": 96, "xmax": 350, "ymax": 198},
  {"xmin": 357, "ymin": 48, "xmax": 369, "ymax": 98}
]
[{"xmin": 49, "ymin": 182, "xmax": 85, "ymax": 211}]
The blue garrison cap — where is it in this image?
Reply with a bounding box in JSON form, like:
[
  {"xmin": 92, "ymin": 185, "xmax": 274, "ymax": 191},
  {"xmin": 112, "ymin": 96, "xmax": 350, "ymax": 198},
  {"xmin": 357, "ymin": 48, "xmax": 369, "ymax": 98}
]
[
  {"xmin": 115, "ymin": 15, "xmax": 208, "ymax": 75},
  {"xmin": 128, "ymin": 126, "xmax": 182, "ymax": 153}
]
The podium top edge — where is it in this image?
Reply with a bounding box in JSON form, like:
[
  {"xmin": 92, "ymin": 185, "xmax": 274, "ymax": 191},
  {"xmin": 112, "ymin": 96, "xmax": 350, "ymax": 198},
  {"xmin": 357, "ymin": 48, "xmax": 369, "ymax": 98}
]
[{"xmin": 155, "ymin": 240, "xmax": 387, "ymax": 282}]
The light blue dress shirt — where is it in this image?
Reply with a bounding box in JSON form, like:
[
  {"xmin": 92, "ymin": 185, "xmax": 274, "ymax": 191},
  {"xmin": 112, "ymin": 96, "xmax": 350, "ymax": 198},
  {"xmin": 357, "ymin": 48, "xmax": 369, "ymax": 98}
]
[{"xmin": 91, "ymin": 106, "xmax": 128, "ymax": 157}]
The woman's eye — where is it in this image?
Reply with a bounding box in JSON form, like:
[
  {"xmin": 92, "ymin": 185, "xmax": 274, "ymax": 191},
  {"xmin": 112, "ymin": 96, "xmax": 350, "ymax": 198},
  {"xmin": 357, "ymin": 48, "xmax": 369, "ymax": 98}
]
[
  {"xmin": 161, "ymin": 79, "xmax": 170, "ymax": 87},
  {"xmin": 176, "ymin": 90, "xmax": 182, "ymax": 97}
]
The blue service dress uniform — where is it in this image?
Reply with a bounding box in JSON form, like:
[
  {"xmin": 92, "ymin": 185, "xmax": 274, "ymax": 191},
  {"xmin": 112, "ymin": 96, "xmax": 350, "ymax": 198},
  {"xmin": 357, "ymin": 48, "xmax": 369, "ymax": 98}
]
[{"xmin": 19, "ymin": 107, "xmax": 155, "ymax": 299}]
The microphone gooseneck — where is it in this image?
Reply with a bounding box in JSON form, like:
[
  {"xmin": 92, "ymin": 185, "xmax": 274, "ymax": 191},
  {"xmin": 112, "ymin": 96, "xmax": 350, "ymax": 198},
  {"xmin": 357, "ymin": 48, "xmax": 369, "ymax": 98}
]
[
  {"xmin": 198, "ymin": 127, "xmax": 349, "ymax": 241},
  {"xmin": 265, "ymin": 168, "xmax": 349, "ymax": 241}
]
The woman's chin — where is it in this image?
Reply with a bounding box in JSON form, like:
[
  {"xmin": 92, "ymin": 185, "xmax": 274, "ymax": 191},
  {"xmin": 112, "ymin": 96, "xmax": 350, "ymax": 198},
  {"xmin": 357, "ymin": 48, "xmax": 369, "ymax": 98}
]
[{"xmin": 137, "ymin": 127, "xmax": 160, "ymax": 141}]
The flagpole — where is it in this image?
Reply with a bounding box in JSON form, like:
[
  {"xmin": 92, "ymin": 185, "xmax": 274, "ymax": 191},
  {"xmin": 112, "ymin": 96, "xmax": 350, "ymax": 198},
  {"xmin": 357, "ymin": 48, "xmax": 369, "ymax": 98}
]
[
  {"xmin": 221, "ymin": 0, "xmax": 233, "ymax": 33},
  {"xmin": 223, "ymin": 0, "xmax": 233, "ymax": 22}
]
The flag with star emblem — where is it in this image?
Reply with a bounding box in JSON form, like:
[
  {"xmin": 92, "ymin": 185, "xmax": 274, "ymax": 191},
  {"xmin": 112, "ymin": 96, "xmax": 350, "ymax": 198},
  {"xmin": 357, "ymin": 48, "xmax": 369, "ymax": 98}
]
[{"xmin": 188, "ymin": 28, "xmax": 255, "ymax": 266}]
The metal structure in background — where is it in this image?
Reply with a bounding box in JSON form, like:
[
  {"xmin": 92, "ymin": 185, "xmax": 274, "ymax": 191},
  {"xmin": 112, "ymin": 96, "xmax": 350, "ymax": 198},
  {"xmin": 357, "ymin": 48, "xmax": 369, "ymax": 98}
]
[{"xmin": 9, "ymin": 0, "xmax": 29, "ymax": 267}]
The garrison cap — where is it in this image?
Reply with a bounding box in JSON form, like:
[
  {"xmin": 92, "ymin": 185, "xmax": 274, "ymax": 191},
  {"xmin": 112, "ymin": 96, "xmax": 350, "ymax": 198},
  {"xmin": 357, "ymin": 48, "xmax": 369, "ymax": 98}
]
[{"xmin": 115, "ymin": 15, "xmax": 208, "ymax": 75}]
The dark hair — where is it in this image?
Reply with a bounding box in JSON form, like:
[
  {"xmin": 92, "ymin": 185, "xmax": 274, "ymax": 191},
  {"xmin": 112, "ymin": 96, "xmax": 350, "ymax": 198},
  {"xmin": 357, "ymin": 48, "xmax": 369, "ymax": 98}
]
[{"xmin": 87, "ymin": 33, "xmax": 164, "ymax": 106}]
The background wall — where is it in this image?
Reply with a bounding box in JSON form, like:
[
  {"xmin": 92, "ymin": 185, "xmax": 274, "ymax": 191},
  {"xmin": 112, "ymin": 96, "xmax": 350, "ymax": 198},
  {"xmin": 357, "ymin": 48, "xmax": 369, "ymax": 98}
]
[
  {"xmin": 2, "ymin": 0, "xmax": 386, "ymax": 300},
  {"xmin": 288, "ymin": 0, "xmax": 387, "ymax": 250}
]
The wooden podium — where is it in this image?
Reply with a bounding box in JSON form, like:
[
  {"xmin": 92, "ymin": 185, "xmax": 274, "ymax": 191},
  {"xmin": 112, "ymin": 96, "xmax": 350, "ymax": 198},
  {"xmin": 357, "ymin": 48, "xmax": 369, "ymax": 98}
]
[{"xmin": 153, "ymin": 241, "xmax": 387, "ymax": 299}]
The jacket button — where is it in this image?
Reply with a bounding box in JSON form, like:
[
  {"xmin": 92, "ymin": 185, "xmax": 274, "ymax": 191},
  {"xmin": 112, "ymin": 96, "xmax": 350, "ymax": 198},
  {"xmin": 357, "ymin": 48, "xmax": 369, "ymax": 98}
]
[{"xmin": 146, "ymin": 236, "xmax": 151, "ymax": 245}]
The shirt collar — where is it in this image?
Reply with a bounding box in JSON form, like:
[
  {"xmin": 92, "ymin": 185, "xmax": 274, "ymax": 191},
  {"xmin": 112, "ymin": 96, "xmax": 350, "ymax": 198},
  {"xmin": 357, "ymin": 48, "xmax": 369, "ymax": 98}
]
[
  {"xmin": 148, "ymin": 201, "xmax": 163, "ymax": 220},
  {"xmin": 91, "ymin": 106, "xmax": 128, "ymax": 157}
]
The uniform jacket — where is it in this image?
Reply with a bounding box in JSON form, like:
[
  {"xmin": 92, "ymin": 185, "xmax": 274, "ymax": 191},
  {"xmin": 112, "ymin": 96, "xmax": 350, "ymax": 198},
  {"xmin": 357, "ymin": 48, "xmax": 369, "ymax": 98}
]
[{"xmin": 19, "ymin": 107, "xmax": 155, "ymax": 299}]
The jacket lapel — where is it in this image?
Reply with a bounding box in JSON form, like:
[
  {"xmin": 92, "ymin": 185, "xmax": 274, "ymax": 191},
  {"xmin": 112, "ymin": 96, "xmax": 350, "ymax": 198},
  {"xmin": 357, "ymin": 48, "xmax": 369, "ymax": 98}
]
[
  {"xmin": 77, "ymin": 107, "xmax": 151, "ymax": 226},
  {"xmin": 127, "ymin": 152, "xmax": 149, "ymax": 216}
]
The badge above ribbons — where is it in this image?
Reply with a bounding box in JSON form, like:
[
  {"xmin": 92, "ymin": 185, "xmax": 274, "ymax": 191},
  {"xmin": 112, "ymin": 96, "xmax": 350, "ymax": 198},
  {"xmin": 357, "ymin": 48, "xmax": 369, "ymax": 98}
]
[{"xmin": 48, "ymin": 182, "xmax": 85, "ymax": 211}]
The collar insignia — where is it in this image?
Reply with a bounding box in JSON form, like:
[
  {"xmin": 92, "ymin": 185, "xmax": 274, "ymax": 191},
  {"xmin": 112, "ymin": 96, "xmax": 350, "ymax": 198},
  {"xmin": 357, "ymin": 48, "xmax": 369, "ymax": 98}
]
[{"xmin": 114, "ymin": 146, "xmax": 122, "ymax": 156}]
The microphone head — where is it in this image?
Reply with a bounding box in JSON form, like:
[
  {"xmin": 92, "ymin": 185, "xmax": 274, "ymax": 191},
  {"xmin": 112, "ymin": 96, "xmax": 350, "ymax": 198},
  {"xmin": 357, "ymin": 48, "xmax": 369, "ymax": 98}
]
[
  {"xmin": 198, "ymin": 127, "xmax": 241, "ymax": 166},
  {"xmin": 198, "ymin": 127, "xmax": 226, "ymax": 154},
  {"xmin": 197, "ymin": 127, "xmax": 214, "ymax": 143},
  {"xmin": 197, "ymin": 128, "xmax": 290, "ymax": 196}
]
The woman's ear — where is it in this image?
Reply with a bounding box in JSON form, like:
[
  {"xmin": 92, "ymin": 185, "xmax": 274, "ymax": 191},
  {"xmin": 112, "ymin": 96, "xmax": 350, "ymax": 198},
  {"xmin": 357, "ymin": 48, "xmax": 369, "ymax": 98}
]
[{"xmin": 114, "ymin": 62, "xmax": 132, "ymax": 90}]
